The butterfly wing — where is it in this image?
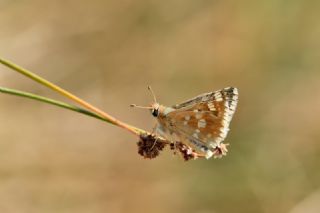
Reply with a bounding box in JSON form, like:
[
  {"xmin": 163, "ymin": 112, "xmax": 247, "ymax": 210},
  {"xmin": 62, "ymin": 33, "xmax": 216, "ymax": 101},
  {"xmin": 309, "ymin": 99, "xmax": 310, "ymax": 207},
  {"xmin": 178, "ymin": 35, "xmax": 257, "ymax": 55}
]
[
  {"xmin": 166, "ymin": 87, "xmax": 238, "ymax": 158},
  {"xmin": 173, "ymin": 87, "xmax": 238, "ymax": 111}
]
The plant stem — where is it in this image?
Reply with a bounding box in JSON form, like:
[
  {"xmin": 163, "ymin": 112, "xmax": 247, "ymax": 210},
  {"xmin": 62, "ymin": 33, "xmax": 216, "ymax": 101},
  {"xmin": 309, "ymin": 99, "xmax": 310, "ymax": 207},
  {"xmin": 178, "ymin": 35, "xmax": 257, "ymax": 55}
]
[
  {"xmin": 0, "ymin": 87, "xmax": 111, "ymax": 122},
  {"xmin": 0, "ymin": 57, "xmax": 144, "ymax": 135}
]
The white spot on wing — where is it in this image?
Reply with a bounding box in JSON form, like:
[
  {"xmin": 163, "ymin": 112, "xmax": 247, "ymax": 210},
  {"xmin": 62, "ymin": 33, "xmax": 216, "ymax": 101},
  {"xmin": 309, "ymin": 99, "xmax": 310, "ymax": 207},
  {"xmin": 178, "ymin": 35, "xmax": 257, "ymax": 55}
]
[
  {"xmin": 198, "ymin": 119, "xmax": 206, "ymax": 128},
  {"xmin": 208, "ymin": 102, "xmax": 216, "ymax": 111},
  {"xmin": 192, "ymin": 133, "xmax": 198, "ymax": 138},
  {"xmin": 233, "ymin": 88, "xmax": 239, "ymax": 95},
  {"xmin": 185, "ymin": 115, "xmax": 190, "ymax": 121},
  {"xmin": 214, "ymin": 92, "xmax": 223, "ymax": 101}
]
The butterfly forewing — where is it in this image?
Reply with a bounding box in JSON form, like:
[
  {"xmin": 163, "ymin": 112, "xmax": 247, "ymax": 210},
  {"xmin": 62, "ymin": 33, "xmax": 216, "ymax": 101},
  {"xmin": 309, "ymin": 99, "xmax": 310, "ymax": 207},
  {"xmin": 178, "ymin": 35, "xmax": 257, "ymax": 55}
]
[{"xmin": 163, "ymin": 87, "xmax": 238, "ymax": 158}]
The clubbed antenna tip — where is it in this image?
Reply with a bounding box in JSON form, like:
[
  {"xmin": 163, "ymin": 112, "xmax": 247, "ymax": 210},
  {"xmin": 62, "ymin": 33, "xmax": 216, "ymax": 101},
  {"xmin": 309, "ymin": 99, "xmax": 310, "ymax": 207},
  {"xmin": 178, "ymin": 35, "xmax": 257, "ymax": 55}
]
[{"xmin": 147, "ymin": 85, "xmax": 157, "ymax": 103}]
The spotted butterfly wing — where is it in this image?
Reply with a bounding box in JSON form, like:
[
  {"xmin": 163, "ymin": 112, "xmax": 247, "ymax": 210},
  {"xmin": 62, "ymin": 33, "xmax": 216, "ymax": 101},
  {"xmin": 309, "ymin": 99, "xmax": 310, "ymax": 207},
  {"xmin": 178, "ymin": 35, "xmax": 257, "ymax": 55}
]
[{"xmin": 164, "ymin": 87, "xmax": 238, "ymax": 158}]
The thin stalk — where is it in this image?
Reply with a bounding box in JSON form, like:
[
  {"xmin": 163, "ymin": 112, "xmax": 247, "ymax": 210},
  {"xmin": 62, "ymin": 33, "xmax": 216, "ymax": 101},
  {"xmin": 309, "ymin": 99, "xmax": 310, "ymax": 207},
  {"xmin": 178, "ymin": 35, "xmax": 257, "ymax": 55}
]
[
  {"xmin": 0, "ymin": 57, "xmax": 144, "ymax": 135},
  {"xmin": 0, "ymin": 87, "xmax": 110, "ymax": 122}
]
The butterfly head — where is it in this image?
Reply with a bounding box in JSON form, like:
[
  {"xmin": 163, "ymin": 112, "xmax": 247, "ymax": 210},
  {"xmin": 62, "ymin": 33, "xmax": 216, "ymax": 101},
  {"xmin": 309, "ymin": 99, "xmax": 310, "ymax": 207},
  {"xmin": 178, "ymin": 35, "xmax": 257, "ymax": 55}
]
[
  {"xmin": 150, "ymin": 103, "xmax": 160, "ymax": 117},
  {"xmin": 131, "ymin": 102, "xmax": 165, "ymax": 118},
  {"xmin": 131, "ymin": 86, "xmax": 164, "ymax": 118}
]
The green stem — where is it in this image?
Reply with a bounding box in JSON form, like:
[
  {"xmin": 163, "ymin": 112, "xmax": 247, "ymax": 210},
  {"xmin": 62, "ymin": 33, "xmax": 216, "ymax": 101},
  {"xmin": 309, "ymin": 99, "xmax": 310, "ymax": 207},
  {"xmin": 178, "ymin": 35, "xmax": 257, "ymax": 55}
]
[
  {"xmin": 0, "ymin": 87, "xmax": 111, "ymax": 123},
  {"xmin": 0, "ymin": 57, "xmax": 144, "ymax": 135}
]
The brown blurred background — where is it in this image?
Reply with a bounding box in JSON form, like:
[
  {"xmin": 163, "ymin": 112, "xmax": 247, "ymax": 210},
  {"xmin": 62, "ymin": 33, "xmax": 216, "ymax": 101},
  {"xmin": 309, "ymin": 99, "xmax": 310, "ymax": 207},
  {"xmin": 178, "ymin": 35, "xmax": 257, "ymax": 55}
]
[{"xmin": 1, "ymin": 1, "xmax": 320, "ymax": 212}]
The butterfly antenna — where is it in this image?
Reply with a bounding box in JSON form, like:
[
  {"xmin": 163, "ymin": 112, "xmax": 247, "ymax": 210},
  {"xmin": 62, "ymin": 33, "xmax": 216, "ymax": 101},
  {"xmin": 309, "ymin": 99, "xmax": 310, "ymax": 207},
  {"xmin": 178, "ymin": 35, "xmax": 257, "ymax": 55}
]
[
  {"xmin": 130, "ymin": 104, "xmax": 152, "ymax": 109},
  {"xmin": 147, "ymin": 86, "xmax": 157, "ymax": 103},
  {"xmin": 130, "ymin": 86, "xmax": 157, "ymax": 109}
]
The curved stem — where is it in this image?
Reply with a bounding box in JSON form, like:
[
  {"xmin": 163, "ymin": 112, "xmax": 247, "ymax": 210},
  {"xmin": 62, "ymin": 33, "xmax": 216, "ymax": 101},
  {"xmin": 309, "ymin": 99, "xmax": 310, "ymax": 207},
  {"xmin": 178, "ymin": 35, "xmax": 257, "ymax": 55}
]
[
  {"xmin": 0, "ymin": 57, "xmax": 145, "ymax": 135},
  {"xmin": 0, "ymin": 87, "xmax": 111, "ymax": 122}
]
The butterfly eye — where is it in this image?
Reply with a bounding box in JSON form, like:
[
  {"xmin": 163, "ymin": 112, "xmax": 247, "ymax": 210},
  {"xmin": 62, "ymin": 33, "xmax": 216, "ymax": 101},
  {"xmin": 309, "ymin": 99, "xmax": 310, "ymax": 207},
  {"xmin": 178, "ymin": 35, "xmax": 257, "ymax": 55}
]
[{"xmin": 151, "ymin": 108, "xmax": 159, "ymax": 117}]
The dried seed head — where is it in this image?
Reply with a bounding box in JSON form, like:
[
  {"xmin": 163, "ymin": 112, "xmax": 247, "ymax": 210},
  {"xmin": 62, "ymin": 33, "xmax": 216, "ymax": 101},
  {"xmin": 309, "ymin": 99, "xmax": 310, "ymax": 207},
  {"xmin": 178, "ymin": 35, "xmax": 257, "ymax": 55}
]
[
  {"xmin": 137, "ymin": 134, "xmax": 226, "ymax": 161},
  {"xmin": 175, "ymin": 142, "xmax": 200, "ymax": 161},
  {"xmin": 137, "ymin": 133, "xmax": 168, "ymax": 159}
]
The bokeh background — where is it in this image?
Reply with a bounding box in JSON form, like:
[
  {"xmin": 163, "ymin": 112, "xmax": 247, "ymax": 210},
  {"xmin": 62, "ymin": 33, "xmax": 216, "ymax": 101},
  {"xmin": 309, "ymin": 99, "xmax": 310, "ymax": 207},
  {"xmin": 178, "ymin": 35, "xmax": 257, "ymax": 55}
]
[{"xmin": 1, "ymin": 1, "xmax": 320, "ymax": 212}]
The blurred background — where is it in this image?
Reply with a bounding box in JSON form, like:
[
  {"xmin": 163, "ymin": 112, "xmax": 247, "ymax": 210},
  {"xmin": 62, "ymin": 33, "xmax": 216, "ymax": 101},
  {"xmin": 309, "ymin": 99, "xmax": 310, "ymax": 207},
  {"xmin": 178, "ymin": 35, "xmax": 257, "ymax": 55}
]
[{"xmin": 1, "ymin": 0, "xmax": 320, "ymax": 212}]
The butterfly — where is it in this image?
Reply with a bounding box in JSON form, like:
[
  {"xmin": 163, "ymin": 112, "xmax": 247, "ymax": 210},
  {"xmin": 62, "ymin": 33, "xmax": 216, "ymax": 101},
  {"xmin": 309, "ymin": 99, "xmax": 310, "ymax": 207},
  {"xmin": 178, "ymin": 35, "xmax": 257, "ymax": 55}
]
[{"xmin": 131, "ymin": 86, "xmax": 238, "ymax": 159}]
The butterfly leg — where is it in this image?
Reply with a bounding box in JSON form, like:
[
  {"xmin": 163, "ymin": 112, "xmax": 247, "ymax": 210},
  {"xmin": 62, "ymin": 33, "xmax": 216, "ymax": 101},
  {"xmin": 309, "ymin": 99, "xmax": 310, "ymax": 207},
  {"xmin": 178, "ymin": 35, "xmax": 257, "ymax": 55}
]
[
  {"xmin": 150, "ymin": 123, "xmax": 166, "ymax": 151},
  {"xmin": 154, "ymin": 125, "xmax": 177, "ymax": 154}
]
